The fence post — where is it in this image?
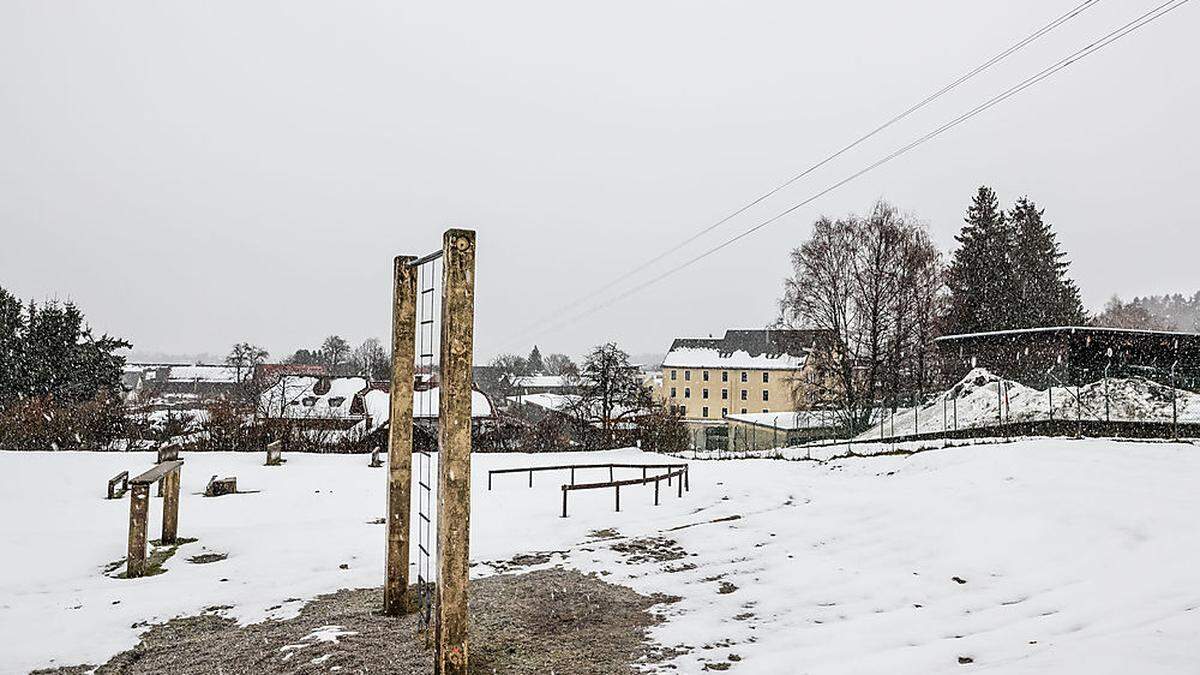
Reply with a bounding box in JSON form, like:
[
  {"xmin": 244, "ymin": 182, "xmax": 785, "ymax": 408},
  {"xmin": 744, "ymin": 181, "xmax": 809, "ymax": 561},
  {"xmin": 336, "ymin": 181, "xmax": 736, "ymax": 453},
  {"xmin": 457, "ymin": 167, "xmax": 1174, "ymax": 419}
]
[
  {"xmin": 435, "ymin": 229, "xmax": 476, "ymax": 675},
  {"xmin": 1076, "ymin": 383, "xmax": 1083, "ymax": 438},
  {"xmin": 1104, "ymin": 360, "xmax": 1111, "ymax": 423},
  {"xmin": 654, "ymin": 479, "xmax": 660, "ymax": 505},
  {"xmin": 1172, "ymin": 360, "xmax": 1179, "ymax": 439},
  {"xmin": 127, "ymin": 484, "xmax": 150, "ymax": 578},
  {"xmin": 561, "ymin": 487, "xmax": 568, "ymax": 518},
  {"xmin": 161, "ymin": 467, "xmax": 181, "ymax": 545},
  {"xmin": 615, "ymin": 484, "xmax": 621, "ymax": 512},
  {"xmin": 384, "ymin": 255, "xmax": 418, "ymax": 616},
  {"xmin": 528, "ymin": 470, "xmax": 533, "ymax": 488},
  {"xmin": 677, "ymin": 472, "xmax": 683, "ymax": 498}
]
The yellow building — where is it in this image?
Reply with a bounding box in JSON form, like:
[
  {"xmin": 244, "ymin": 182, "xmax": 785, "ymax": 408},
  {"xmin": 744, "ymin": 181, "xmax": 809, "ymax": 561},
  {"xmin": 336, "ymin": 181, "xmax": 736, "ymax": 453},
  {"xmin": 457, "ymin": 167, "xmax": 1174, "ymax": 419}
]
[{"xmin": 660, "ymin": 329, "xmax": 827, "ymax": 445}]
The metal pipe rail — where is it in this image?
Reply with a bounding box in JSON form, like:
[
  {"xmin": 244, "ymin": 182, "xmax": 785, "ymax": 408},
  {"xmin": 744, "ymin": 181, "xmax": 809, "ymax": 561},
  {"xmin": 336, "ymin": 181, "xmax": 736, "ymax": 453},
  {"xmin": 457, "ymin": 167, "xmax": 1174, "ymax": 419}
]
[
  {"xmin": 487, "ymin": 462, "xmax": 688, "ymax": 490},
  {"xmin": 561, "ymin": 466, "xmax": 688, "ymax": 517}
]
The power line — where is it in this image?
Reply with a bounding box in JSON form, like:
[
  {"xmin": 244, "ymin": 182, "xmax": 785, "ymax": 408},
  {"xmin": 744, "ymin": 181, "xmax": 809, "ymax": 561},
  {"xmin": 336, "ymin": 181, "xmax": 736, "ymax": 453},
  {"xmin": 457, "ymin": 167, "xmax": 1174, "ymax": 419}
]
[
  {"xmin": 499, "ymin": 0, "xmax": 1103, "ymax": 348},
  {"xmin": 522, "ymin": 0, "xmax": 1189, "ymax": 343}
]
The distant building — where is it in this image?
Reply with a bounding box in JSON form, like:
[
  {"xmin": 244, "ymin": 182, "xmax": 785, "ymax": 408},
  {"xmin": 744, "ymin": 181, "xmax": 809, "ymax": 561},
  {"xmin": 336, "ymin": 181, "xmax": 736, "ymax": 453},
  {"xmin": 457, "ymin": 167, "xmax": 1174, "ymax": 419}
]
[
  {"xmin": 124, "ymin": 363, "xmax": 245, "ymax": 406},
  {"xmin": 724, "ymin": 411, "xmax": 843, "ymax": 451},
  {"xmin": 507, "ymin": 374, "xmax": 578, "ymax": 397},
  {"xmin": 662, "ymin": 329, "xmax": 826, "ymax": 414}
]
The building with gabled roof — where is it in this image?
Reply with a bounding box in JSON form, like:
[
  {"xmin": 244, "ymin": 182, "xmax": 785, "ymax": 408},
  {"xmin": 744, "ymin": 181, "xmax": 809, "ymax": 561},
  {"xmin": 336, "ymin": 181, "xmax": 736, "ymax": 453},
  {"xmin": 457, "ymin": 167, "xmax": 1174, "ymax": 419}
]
[{"xmin": 660, "ymin": 329, "xmax": 831, "ymax": 445}]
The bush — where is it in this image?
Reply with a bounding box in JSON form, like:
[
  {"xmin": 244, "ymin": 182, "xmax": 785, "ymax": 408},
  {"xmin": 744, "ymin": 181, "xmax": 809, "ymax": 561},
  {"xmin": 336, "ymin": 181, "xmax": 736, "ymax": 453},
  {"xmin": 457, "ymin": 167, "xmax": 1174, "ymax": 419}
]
[{"xmin": 0, "ymin": 393, "xmax": 128, "ymax": 450}]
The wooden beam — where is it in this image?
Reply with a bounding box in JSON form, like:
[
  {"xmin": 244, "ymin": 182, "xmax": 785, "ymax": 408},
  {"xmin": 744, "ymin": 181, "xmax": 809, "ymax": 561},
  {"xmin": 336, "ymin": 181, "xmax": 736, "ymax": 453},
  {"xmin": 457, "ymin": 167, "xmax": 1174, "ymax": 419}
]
[
  {"xmin": 161, "ymin": 465, "xmax": 181, "ymax": 544},
  {"xmin": 131, "ymin": 460, "xmax": 184, "ymax": 486},
  {"xmin": 435, "ymin": 228, "xmax": 475, "ymax": 675},
  {"xmin": 384, "ymin": 254, "xmax": 418, "ymax": 616},
  {"xmin": 127, "ymin": 483, "xmax": 150, "ymax": 578}
]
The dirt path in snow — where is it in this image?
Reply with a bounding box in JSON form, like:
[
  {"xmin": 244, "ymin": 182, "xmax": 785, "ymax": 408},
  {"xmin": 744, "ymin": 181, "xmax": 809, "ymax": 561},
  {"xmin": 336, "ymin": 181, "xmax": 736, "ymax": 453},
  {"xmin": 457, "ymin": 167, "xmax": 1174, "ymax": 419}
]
[{"xmin": 36, "ymin": 568, "xmax": 677, "ymax": 674}]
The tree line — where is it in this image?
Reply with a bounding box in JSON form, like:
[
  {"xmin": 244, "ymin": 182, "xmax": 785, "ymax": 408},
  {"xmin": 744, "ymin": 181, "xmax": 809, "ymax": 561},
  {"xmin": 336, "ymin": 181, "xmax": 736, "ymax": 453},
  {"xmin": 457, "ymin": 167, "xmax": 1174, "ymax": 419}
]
[{"xmin": 779, "ymin": 185, "xmax": 1093, "ymax": 432}]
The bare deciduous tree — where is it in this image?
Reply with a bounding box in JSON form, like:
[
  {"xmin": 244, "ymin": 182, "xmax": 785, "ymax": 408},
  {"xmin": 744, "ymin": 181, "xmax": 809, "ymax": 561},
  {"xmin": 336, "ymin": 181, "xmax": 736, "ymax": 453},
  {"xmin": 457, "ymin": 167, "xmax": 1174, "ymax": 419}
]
[{"xmin": 779, "ymin": 201, "xmax": 944, "ymax": 434}]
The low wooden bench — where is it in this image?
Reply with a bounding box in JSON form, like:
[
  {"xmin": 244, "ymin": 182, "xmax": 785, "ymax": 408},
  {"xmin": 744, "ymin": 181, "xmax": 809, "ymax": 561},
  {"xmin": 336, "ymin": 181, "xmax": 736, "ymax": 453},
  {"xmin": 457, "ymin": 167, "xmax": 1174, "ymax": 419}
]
[
  {"xmin": 127, "ymin": 460, "xmax": 184, "ymax": 578},
  {"xmin": 107, "ymin": 471, "xmax": 129, "ymax": 499},
  {"xmin": 265, "ymin": 440, "xmax": 284, "ymax": 466}
]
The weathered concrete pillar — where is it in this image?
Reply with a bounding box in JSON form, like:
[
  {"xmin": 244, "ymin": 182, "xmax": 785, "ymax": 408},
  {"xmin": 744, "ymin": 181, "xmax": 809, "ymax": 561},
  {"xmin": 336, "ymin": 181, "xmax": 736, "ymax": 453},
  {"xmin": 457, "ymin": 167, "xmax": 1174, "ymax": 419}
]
[
  {"xmin": 384, "ymin": 255, "xmax": 419, "ymax": 616},
  {"xmin": 161, "ymin": 467, "xmax": 181, "ymax": 544},
  {"xmin": 435, "ymin": 229, "xmax": 475, "ymax": 675},
  {"xmin": 127, "ymin": 484, "xmax": 150, "ymax": 578}
]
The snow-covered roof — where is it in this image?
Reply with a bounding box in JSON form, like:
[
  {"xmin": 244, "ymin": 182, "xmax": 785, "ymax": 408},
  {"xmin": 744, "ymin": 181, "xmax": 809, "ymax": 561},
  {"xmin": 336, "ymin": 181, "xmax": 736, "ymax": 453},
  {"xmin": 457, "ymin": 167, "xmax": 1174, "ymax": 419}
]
[
  {"xmin": 506, "ymin": 393, "xmax": 579, "ymax": 413},
  {"xmin": 260, "ymin": 376, "xmax": 368, "ymax": 420},
  {"xmin": 166, "ymin": 364, "xmax": 242, "ymax": 383},
  {"xmin": 725, "ymin": 411, "xmax": 842, "ymax": 430},
  {"xmin": 936, "ymin": 325, "xmax": 1200, "ymax": 341},
  {"xmin": 509, "ymin": 375, "xmax": 574, "ymax": 389},
  {"xmin": 661, "ymin": 329, "xmax": 822, "ymax": 371},
  {"xmin": 362, "ymin": 387, "xmax": 495, "ymax": 432}
]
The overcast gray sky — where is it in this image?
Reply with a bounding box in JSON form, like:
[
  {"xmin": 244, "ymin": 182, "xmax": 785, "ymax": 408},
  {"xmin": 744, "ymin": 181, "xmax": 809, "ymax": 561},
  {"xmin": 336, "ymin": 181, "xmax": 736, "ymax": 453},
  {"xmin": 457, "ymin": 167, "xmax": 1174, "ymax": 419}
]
[{"xmin": 1, "ymin": 1, "xmax": 1196, "ymax": 363}]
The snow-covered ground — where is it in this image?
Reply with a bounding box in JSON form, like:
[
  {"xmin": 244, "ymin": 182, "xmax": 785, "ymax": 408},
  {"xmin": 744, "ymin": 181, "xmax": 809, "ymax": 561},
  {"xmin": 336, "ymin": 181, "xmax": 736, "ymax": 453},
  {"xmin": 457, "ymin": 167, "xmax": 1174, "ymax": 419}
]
[{"xmin": 3, "ymin": 440, "xmax": 1200, "ymax": 673}]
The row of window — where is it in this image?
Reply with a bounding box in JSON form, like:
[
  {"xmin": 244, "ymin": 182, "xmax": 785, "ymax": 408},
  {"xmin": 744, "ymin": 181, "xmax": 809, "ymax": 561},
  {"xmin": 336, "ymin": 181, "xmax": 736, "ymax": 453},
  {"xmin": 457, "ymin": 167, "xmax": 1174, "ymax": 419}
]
[
  {"xmin": 670, "ymin": 369, "xmax": 770, "ymax": 383},
  {"xmin": 675, "ymin": 405, "xmax": 769, "ymax": 417},
  {"xmin": 669, "ymin": 387, "xmax": 769, "ymax": 402}
]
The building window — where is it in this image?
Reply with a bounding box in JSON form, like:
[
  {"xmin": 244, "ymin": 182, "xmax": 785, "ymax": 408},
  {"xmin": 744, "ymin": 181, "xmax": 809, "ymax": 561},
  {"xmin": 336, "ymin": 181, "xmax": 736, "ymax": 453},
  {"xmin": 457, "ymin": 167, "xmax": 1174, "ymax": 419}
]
[
  {"xmin": 721, "ymin": 407, "xmax": 728, "ymax": 417},
  {"xmin": 702, "ymin": 406, "xmax": 709, "ymax": 417},
  {"xmin": 741, "ymin": 408, "xmax": 747, "ymax": 414},
  {"xmin": 685, "ymin": 371, "xmax": 691, "ymax": 381},
  {"xmin": 684, "ymin": 388, "xmax": 691, "ymax": 399},
  {"xmin": 680, "ymin": 405, "xmax": 687, "ymax": 416},
  {"xmin": 763, "ymin": 409, "xmax": 769, "ymax": 413},
  {"xmin": 722, "ymin": 371, "xmax": 728, "ymax": 382},
  {"xmin": 740, "ymin": 371, "xmax": 748, "ymax": 382},
  {"xmin": 763, "ymin": 372, "xmax": 769, "ymax": 383},
  {"xmin": 671, "ymin": 370, "xmax": 677, "ymax": 380},
  {"xmin": 703, "ymin": 370, "xmax": 710, "ymax": 381},
  {"xmin": 721, "ymin": 388, "xmax": 728, "ymax": 400},
  {"xmin": 702, "ymin": 388, "xmax": 709, "ymax": 399},
  {"xmin": 670, "ymin": 387, "xmax": 676, "ymax": 398},
  {"xmin": 740, "ymin": 390, "xmax": 747, "ymax": 401},
  {"xmin": 762, "ymin": 390, "xmax": 769, "ymax": 401}
]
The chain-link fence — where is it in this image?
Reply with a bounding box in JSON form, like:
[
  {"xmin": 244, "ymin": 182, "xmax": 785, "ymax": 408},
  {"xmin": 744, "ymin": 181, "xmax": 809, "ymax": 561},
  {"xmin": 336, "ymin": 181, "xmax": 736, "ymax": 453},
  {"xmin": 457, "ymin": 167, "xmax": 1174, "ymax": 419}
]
[{"xmin": 861, "ymin": 360, "xmax": 1200, "ymax": 444}]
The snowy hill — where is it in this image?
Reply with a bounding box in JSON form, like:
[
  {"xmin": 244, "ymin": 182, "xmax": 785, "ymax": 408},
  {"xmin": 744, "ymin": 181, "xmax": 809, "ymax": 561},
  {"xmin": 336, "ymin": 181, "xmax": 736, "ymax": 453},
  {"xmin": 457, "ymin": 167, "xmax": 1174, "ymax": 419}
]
[
  {"xmin": 857, "ymin": 368, "xmax": 1200, "ymax": 440},
  {"xmin": 3, "ymin": 441, "xmax": 1200, "ymax": 673}
]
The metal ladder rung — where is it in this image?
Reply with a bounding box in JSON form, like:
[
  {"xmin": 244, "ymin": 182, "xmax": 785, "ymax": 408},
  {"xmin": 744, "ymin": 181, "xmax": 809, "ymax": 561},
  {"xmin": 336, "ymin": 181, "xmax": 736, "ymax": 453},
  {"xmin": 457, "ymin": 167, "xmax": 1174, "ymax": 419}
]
[
  {"xmin": 418, "ymin": 481, "xmax": 431, "ymax": 491},
  {"xmin": 419, "ymin": 353, "xmax": 435, "ymax": 358},
  {"xmin": 418, "ymin": 512, "xmax": 431, "ymax": 523},
  {"xmin": 420, "ymin": 319, "xmax": 434, "ymax": 326},
  {"xmin": 418, "ymin": 544, "xmax": 429, "ymax": 556},
  {"xmin": 421, "ymin": 287, "xmax": 435, "ymax": 294}
]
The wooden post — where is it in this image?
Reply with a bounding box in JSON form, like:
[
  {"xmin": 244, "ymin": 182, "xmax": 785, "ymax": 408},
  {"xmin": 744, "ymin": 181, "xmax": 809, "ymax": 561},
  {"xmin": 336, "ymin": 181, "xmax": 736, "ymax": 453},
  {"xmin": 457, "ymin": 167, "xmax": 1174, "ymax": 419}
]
[
  {"xmin": 528, "ymin": 469, "xmax": 533, "ymax": 488},
  {"xmin": 654, "ymin": 479, "xmax": 660, "ymax": 505},
  {"xmin": 435, "ymin": 229, "xmax": 475, "ymax": 675},
  {"xmin": 615, "ymin": 484, "xmax": 621, "ymax": 512},
  {"xmin": 677, "ymin": 471, "xmax": 684, "ymax": 498},
  {"xmin": 266, "ymin": 440, "xmax": 283, "ymax": 466},
  {"xmin": 161, "ymin": 466, "xmax": 181, "ymax": 544},
  {"xmin": 561, "ymin": 486, "xmax": 568, "ymax": 518},
  {"xmin": 384, "ymin": 255, "xmax": 418, "ymax": 616},
  {"xmin": 127, "ymin": 484, "xmax": 150, "ymax": 578}
]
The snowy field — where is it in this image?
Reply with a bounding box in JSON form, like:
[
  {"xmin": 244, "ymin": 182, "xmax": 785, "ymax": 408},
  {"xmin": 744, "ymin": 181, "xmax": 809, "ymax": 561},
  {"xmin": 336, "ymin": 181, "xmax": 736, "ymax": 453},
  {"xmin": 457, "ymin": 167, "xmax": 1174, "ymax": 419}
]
[{"xmin": 3, "ymin": 440, "xmax": 1200, "ymax": 673}]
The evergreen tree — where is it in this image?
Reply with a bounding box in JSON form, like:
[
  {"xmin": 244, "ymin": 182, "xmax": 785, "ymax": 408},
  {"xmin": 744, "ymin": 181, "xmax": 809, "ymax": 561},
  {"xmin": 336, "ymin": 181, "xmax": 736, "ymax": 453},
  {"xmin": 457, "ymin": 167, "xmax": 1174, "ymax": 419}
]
[
  {"xmin": 944, "ymin": 186, "xmax": 1017, "ymax": 334},
  {"xmin": 527, "ymin": 345, "xmax": 545, "ymax": 374},
  {"xmin": 1008, "ymin": 197, "xmax": 1086, "ymax": 327},
  {"xmin": 0, "ymin": 289, "xmax": 25, "ymax": 405}
]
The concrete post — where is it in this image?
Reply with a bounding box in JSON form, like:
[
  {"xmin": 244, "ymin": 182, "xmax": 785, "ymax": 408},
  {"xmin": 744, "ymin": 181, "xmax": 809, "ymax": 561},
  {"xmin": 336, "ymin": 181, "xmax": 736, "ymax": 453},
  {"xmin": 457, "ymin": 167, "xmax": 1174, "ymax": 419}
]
[
  {"xmin": 127, "ymin": 484, "xmax": 150, "ymax": 578},
  {"xmin": 384, "ymin": 255, "xmax": 418, "ymax": 616},
  {"xmin": 161, "ymin": 467, "xmax": 181, "ymax": 544},
  {"xmin": 435, "ymin": 229, "xmax": 475, "ymax": 675}
]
